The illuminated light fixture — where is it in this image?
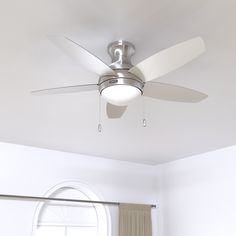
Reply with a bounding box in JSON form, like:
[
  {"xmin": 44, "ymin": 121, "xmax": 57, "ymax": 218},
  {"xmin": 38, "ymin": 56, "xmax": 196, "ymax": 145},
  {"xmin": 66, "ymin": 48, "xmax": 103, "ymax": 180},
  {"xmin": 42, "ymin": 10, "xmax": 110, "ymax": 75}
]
[
  {"xmin": 99, "ymin": 76, "xmax": 144, "ymax": 106},
  {"xmin": 101, "ymin": 84, "xmax": 141, "ymax": 106}
]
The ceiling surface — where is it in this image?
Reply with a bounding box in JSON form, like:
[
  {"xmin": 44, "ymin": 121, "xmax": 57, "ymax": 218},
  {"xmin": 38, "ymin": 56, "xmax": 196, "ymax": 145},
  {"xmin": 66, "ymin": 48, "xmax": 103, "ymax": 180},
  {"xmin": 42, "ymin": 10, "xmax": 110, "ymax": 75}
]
[{"xmin": 0, "ymin": 0, "xmax": 235, "ymax": 164}]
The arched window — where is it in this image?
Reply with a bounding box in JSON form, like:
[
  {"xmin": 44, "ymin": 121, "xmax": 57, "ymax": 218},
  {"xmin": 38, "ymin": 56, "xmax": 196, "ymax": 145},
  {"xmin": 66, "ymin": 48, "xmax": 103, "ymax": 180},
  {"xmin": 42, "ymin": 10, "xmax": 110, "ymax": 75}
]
[{"xmin": 32, "ymin": 182, "xmax": 110, "ymax": 236}]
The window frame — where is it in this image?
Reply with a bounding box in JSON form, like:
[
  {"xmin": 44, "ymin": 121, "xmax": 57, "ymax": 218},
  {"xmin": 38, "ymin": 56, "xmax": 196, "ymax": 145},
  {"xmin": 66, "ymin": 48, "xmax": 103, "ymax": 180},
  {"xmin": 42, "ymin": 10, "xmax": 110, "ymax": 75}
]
[{"xmin": 31, "ymin": 181, "xmax": 111, "ymax": 236}]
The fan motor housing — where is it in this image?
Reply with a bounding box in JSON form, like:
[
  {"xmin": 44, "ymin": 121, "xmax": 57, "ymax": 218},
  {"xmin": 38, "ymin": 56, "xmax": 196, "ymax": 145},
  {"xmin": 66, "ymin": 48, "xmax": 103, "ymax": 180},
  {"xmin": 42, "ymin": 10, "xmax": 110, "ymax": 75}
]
[
  {"xmin": 99, "ymin": 40, "xmax": 144, "ymax": 105},
  {"xmin": 99, "ymin": 70, "xmax": 144, "ymax": 95}
]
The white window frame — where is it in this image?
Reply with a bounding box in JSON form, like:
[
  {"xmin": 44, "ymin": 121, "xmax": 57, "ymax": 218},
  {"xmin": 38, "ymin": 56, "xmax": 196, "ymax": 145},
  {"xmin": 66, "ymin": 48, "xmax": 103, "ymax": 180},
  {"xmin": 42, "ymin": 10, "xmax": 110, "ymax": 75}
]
[{"xmin": 31, "ymin": 181, "xmax": 111, "ymax": 236}]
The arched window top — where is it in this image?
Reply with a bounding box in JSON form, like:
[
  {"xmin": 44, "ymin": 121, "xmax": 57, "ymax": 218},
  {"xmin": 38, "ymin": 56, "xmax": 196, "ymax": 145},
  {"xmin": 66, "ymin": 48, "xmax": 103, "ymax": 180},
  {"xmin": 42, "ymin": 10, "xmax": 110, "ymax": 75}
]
[{"xmin": 32, "ymin": 182, "xmax": 111, "ymax": 236}]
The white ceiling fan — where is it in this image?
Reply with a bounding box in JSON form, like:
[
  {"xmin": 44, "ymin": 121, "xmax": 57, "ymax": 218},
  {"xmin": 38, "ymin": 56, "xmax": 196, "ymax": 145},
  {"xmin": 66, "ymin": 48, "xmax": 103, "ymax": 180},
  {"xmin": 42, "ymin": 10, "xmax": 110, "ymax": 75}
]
[{"xmin": 32, "ymin": 37, "xmax": 207, "ymax": 118}]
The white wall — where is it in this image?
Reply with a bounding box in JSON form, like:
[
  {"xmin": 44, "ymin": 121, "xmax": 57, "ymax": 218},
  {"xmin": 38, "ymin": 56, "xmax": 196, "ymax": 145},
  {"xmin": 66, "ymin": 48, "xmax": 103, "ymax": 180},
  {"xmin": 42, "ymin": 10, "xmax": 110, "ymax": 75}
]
[
  {"xmin": 158, "ymin": 145, "xmax": 236, "ymax": 236},
  {"xmin": 4, "ymin": 140, "xmax": 234, "ymax": 236},
  {"xmin": 0, "ymin": 142, "xmax": 159, "ymax": 236}
]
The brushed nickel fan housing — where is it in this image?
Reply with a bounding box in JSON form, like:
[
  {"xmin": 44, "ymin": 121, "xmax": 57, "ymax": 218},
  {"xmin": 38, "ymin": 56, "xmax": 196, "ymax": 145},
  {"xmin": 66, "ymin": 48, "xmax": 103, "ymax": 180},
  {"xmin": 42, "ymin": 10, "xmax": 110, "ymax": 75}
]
[
  {"xmin": 99, "ymin": 40, "xmax": 144, "ymax": 101},
  {"xmin": 98, "ymin": 70, "xmax": 144, "ymax": 94},
  {"xmin": 107, "ymin": 40, "xmax": 135, "ymax": 70}
]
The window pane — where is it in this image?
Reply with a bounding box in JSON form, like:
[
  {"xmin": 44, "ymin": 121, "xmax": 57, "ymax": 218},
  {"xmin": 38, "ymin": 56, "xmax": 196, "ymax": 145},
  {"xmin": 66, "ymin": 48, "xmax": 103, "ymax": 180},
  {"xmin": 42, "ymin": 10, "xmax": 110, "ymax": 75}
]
[
  {"xmin": 67, "ymin": 226, "xmax": 97, "ymax": 236},
  {"xmin": 36, "ymin": 226, "xmax": 65, "ymax": 236},
  {"xmin": 39, "ymin": 204, "xmax": 97, "ymax": 226}
]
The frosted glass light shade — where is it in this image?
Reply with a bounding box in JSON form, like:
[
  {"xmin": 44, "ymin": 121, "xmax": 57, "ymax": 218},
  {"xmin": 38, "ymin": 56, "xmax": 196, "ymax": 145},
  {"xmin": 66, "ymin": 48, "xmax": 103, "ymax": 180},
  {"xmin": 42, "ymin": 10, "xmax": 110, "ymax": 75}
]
[{"xmin": 101, "ymin": 85, "xmax": 141, "ymax": 106}]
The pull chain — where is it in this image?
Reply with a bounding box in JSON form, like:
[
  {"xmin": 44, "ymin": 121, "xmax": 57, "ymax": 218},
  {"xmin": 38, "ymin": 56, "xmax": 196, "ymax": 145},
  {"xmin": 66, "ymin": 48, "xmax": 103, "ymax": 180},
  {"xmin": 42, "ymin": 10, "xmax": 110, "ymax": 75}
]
[
  {"xmin": 98, "ymin": 94, "xmax": 102, "ymax": 132},
  {"xmin": 142, "ymin": 118, "xmax": 147, "ymax": 127},
  {"xmin": 142, "ymin": 97, "xmax": 147, "ymax": 127}
]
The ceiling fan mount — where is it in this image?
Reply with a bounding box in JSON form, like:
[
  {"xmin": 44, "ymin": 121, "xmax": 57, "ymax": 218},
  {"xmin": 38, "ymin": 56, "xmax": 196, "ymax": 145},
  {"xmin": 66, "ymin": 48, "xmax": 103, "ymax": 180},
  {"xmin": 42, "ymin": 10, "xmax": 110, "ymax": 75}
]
[{"xmin": 108, "ymin": 40, "xmax": 135, "ymax": 70}]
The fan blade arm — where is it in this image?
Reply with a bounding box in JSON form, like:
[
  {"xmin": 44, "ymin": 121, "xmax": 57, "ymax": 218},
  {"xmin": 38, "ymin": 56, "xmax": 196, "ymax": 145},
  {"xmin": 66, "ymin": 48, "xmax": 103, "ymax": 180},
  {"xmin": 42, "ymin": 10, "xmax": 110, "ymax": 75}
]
[
  {"xmin": 31, "ymin": 84, "xmax": 98, "ymax": 95},
  {"xmin": 129, "ymin": 37, "xmax": 206, "ymax": 82},
  {"xmin": 106, "ymin": 103, "xmax": 127, "ymax": 119},
  {"xmin": 50, "ymin": 36, "xmax": 115, "ymax": 76},
  {"xmin": 143, "ymin": 82, "xmax": 208, "ymax": 103}
]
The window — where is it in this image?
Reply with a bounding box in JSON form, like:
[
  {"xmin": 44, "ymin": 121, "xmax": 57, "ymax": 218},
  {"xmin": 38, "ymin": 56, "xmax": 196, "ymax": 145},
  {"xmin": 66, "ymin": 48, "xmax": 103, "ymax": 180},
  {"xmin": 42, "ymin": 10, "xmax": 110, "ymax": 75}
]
[{"xmin": 32, "ymin": 182, "xmax": 110, "ymax": 236}]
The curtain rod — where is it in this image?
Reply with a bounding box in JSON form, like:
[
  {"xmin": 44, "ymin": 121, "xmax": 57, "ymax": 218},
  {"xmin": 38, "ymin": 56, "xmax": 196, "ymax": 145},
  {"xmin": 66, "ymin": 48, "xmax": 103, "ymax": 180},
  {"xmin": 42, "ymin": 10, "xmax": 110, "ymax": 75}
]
[{"xmin": 0, "ymin": 194, "xmax": 156, "ymax": 208}]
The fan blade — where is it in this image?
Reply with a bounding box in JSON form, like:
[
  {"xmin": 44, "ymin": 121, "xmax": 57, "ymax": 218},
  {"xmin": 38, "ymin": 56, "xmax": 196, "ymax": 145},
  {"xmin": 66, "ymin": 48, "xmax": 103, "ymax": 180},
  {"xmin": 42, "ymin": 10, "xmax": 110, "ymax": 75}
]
[
  {"xmin": 31, "ymin": 84, "xmax": 98, "ymax": 95},
  {"xmin": 129, "ymin": 37, "xmax": 206, "ymax": 82},
  {"xmin": 143, "ymin": 82, "xmax": 208, "ymax": 103},
  {"xmin": 106, "ymin": 103, "xmax": 127, "ymax": 119},
  {"xmin": 51, "ymin": 37, "xmax": 115, "ymax": 76}
]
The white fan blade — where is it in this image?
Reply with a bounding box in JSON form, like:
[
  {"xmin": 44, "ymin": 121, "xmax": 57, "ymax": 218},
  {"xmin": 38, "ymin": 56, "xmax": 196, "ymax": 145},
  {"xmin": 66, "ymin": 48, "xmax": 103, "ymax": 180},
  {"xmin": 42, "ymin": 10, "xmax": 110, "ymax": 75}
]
[
  {"xmin": 129, "ymin": 37, "xmax": 206, "ymax": 82},
  {"xmin": 31, "ymin": 84, "xmax": 98, "ymax": 95},
  {"xmin": 143, "ymin": 82, "xmax": 208, "ymax": 103},
  {"xmin": 51, "ymin": 37, "xmax": 115, "ymax": 76},
  {"xmin": 106, "ymin": 103, "xmax": 127, "ymax": 119}
]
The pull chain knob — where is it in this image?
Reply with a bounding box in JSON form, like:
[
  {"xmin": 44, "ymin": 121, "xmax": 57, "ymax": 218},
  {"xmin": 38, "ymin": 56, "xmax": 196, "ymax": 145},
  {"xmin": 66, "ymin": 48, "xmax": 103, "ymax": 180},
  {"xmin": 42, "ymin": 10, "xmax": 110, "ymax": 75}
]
[
  {"xmin": 98, "ymin": 123, "xmax": 102, "ymax": 132},
  {"xmin": 142, "ymin": 118, "xmax": 147, "ymax": 127},
  {"xmin": 98, "ymin": 94, "xmax": 102, "ymax": 133}
]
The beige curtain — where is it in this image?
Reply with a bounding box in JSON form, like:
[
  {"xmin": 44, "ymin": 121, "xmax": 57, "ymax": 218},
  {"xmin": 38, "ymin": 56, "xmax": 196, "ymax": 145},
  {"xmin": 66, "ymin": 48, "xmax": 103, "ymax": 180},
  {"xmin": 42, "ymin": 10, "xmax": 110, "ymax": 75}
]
[{"xmin": 119, "ymin": 204, "xmax": 152, "ymax": 236}]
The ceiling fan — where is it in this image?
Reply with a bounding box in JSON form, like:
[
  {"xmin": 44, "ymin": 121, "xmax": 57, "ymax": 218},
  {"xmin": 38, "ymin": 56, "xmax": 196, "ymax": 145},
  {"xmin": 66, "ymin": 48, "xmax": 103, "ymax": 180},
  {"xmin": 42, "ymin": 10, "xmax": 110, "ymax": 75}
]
[{"xmin": 32, "ymin": 37, "xmax": 207, "ymax": 118}]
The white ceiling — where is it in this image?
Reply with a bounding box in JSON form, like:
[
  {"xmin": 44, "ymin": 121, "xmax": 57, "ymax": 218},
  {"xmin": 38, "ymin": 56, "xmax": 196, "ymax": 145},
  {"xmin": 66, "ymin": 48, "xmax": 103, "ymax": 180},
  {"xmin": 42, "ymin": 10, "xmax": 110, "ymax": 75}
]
[{"xmin": 0, "ymin": 0, "xmax": 235, "ymax": 164}]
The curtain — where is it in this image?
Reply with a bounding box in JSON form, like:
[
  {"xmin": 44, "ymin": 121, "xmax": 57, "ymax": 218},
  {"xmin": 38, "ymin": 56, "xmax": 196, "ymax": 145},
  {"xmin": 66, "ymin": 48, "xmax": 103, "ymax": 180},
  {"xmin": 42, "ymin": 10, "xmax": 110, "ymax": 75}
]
[{"xmin": 119, "ymin": 204, "xmax": 152, "ymax": 236}]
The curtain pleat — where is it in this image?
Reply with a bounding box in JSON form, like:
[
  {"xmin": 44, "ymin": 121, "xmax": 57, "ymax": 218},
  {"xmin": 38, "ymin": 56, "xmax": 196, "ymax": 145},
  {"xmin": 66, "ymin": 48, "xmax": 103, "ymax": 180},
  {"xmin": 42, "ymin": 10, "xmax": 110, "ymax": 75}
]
[{"xmin": 119, "ymin": 204, "xmax": 152, "ymax": 236}]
